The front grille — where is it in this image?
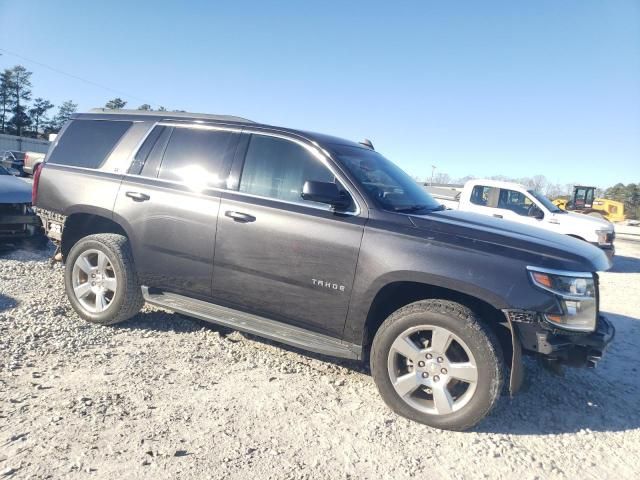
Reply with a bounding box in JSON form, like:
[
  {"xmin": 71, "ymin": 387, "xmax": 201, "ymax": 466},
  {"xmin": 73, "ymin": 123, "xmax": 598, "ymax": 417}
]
[
  {"xmin": 0, "ymin": 224, "xmax": 26, "ymax": 232},
  {"xmin": 0, "ymin": 203, "xmax": 23, "ymax": 215},
  {"xmin": 506, "ymin": 310, "xmax": 539, "ymax": 323}
]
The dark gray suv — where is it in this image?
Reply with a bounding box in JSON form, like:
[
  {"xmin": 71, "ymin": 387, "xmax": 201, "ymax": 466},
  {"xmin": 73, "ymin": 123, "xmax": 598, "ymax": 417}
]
[{"xmin": 34, "ymin": 109, "xmax": 614, "ymax": 430}]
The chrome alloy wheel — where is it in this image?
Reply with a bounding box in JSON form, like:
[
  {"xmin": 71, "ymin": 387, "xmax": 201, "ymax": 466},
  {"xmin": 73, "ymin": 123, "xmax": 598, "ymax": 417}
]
[
  {"xmin": 387, "ymin": 325, "xmax": 478, "ymax": 415},
  {"xmin": 71, "ymin": 249, "xmax": 118, "ymax": 313}
]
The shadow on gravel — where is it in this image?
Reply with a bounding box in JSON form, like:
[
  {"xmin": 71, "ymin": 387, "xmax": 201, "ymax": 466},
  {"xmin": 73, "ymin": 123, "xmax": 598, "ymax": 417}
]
[
  {"xmin": 116, "ymin": 308, "xmax": 639, "ymax": 434},
  {"xmin": 118, "ymin": 310, "xmax": 367, "ymax": 373},
  {"xmin": 609, "ymin": 255, "xmax": 640, "ymax": 273},
  {"xmin": 478, "ymin": 311, "xmax": 640, "ymax": 435},
  {"xmin": 0, "ymin": 293, "xmax": 18, "ymax": 312}
]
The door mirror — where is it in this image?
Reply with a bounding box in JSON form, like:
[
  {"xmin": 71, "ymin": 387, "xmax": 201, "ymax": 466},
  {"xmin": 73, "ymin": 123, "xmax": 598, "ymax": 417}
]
[
  {"xmin": 529, "ymin": 205, "xmax": 544, "ymax": 219},
  {"xmin": 301, "ymin": 181, "xmax": 351, "ymax": 209}
]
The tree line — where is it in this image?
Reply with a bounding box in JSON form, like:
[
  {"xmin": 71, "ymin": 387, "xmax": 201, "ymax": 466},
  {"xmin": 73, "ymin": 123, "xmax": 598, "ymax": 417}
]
[
  {"xmin": 425, "ymin": 173, "xmax": 639, "ymax": 220},
  {"xmin": 0, "ymin": 64, "xmax": 169, "ymax": 139}
]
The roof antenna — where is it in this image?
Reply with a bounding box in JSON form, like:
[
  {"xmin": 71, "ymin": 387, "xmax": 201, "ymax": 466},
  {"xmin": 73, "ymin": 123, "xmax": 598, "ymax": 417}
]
[{"xmin": 359, "ymin": 138, "xmax": 374, "ymax": 150}]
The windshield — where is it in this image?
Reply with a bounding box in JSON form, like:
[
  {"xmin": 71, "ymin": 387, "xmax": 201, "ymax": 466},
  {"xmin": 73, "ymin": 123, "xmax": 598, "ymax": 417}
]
[
  {"xmin": 528, "ymin": 189, "xmax": 565, "ymax": 213},
  {"xmin": 331, "ymin": 145, "xmax": 442, "ymax": 213}
]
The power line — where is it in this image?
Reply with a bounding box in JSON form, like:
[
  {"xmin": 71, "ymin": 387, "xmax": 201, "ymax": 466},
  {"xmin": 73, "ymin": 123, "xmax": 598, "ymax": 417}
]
[{"xmin": 0, "ymin": 47, "xmax": 161, "ymax": 108}]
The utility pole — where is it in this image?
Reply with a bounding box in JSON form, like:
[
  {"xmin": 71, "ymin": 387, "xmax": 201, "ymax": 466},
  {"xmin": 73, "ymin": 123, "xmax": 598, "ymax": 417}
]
[{"xmin": 430, "ymin": 165, "xmax": 436, "ymax": 186}]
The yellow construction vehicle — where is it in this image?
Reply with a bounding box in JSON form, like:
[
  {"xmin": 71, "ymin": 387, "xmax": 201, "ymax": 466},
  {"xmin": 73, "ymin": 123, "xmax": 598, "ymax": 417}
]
[{"xmin": 553, "ymin": 185, "xmax": 625, "ymax": 222}]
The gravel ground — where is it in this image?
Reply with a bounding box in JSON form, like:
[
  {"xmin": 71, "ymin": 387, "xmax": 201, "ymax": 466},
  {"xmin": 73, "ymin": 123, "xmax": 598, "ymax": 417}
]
[{"xmin": 1, "ymin": 240, "xmax": 639, "ymax": 480}]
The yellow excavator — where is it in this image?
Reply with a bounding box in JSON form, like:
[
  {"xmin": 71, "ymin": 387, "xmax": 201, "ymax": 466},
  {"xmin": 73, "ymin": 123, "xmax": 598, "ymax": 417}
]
[{"xmin": 553, "ymin": 185, "xmax": 625, "ymax": 222}]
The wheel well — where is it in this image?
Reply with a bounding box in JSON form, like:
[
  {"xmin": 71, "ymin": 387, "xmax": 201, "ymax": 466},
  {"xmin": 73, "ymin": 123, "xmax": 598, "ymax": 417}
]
[
  {"xmin": 362, "ymin": 281, "xmax": 512, "ymax": 364},
  {"xmin": 61, "ymin": 213, "xmax": 127, "ymax": 257}
]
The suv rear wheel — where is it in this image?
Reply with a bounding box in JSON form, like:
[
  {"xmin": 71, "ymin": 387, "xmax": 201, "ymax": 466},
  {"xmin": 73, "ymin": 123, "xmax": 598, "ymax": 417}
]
[
  {"xmin": 370, "ymin": 299, "xmax": 504, "ymax": 431},
  {"xmin": 64, "ymin": 233, "xmax": 144, "ymax": 325}
]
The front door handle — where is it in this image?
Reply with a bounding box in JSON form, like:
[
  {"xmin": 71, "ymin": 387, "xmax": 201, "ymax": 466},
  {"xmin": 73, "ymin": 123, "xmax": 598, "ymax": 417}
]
[
  {"xmin": 493, "ymin": 214, "xmax": 503, "ymax": 219},
  {"xmin": 126, "ymin": 191, "xmax": 150, "ymax": 202},
  {"xmin": 225, "ymin": 211, "xmax": 256, "ymax": 223}
]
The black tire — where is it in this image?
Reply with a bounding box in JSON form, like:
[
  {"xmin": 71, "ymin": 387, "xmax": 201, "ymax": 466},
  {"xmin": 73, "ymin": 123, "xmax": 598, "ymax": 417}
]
[
  {"xmin": 64, "ymin": 233, "xmax": 144, "ymax": 325},
  {"xmin": 370, "ymin": 299, "xmax": 505, "ymax": 431}
]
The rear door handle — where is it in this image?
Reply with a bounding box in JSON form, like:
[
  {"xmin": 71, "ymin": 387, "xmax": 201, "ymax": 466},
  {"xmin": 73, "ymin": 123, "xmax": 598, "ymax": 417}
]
[
  {"xmin": 225, "ymin": 211, "xmax": 256, "ymax": 223},
  {"xmin": 126, "ymin": 191, "xmax": 150, "ymax": 202},
  {"xmin": 493, "ymin": 214, "xmax": 503, "ymax": 218}
]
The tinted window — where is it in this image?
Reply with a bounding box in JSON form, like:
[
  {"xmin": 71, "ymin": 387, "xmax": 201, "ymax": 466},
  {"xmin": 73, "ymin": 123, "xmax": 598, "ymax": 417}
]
[
  {"xmin": 158, "ymin": 127, "xmax": 237, "ymax": 188},
  {"xmin": 48, "ymin": 120, "xmax": 132, "ymax": 168},
  {"xmin": 128, "ymin": 126, "xmax": 167, "ymax": 175},
  {"xmin": 239, "ymin": 135, "xmax": 335, "ymax": 206}
]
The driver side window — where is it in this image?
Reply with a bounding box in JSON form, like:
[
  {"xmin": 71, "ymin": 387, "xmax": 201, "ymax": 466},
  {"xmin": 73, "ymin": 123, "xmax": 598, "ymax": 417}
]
[
  {"xmin": 498, "ymin": 189, "xmax": 534, "ymax": 216},
  {"xmin": 239, "ymin": 134, "xmax": 344, "ymax": 208}
]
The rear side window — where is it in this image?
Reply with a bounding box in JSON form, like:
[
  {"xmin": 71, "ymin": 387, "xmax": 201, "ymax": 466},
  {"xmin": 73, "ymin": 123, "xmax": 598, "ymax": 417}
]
[
  {"xmin": 157, "ymin": 127, "xmax": 238, "ymax": 188},
  {"xmin": 239, "ymin": 134, "xmax": 335, "ymax": 206},
  {"xmin": 128, "ymin": 126, "xmax": 167, "ymax": 175},
  {"xmin": 470, "ymin": 185, "xmax": 499, "ymax": 207},
  {"xmin": 48, "ymin": 120, "xmax": 132, "ymax": 168}
]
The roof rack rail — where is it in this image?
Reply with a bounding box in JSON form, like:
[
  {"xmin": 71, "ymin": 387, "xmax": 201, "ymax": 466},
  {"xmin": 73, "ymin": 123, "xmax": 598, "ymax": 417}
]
[{"xmin": 87, "ymin": 108, "xmax": 254, "ymax": 123}]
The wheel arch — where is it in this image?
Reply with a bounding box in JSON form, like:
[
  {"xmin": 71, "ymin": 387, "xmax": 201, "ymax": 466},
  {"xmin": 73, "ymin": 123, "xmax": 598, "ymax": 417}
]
[
  {"xmin": 358, "ymin": 277, "xmax": 514, "ymax": 376},
  {"xmin": 567, "ymin": 234, "xmax": 586, "ymax": 242},
  {"xmin": 62, "ymin": 210, "xmax": 129, "ymax": 258}
]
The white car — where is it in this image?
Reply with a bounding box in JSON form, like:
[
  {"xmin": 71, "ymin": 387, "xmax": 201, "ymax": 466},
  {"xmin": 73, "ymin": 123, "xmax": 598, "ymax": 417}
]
[{"xmin": 427, "ymin": 179, "xmax": 615, "ymax": 258}]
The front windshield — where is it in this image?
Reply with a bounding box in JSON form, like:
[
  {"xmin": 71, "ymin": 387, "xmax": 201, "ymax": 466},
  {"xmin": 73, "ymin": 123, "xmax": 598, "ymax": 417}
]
[
  {"xmin": 331, "ymin": 144, "xmax": 442, "ymax": 213},
  {"xmin": 528, "ymin": 189, "xmax": 565, "ymax": 213}
]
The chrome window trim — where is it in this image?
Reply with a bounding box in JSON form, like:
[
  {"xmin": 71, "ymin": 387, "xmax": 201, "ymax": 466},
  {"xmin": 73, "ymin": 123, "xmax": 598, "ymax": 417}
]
[{"xmin": 142, "ymin": 122, "xmax": 362, "ymax": 216}]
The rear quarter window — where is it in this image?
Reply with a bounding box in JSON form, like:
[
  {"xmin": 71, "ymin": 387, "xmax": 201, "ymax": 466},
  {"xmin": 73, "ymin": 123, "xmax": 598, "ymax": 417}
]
[{"xmin": 47, "ymin": 120, "xmax": 132, "ymax": 169}]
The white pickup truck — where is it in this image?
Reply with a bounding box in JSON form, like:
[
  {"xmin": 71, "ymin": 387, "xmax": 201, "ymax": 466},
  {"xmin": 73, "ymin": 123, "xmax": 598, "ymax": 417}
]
[{"xmin": 427, "ymin": 179, "xmax": 615, "ymax": 257}]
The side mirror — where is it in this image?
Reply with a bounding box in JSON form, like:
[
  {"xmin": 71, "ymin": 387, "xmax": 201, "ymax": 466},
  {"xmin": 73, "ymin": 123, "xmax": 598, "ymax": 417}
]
[
  {"xmin": 301, "ymin": 181, "xmax": 351, "ymax": 209},
  {"xmin": 529, "ymin": 206, "xmax": 544, "ymax": 219}
]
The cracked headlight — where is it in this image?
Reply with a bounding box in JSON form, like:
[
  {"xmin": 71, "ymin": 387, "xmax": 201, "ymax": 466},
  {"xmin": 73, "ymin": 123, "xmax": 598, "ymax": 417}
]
[{"xmin": 527, "ymin": 267, "xmax": 597, "ymax": 332}]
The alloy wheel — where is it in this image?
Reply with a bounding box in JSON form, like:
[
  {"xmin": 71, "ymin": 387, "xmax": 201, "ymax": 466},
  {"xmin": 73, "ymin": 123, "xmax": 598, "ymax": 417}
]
[
  {"xmin": 387, "ymin": 324, "xmax": 478, "ymax": 415},
  {"xmin": 71, "ymin": 249, "xmax": 118, "ymax": 313}
]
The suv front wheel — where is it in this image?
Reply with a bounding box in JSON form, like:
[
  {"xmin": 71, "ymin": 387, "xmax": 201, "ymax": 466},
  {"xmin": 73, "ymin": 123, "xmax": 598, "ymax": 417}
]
[
  {"xmin": 370, "ymin": 299, "xmax": 504, "ymax": 431},
  {"xmin": 64, "ymin": 233, "xmax": 144, "ymax": 325}
]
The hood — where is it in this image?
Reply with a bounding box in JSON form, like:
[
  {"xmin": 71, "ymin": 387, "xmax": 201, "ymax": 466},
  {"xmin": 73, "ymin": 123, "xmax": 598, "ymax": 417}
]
[
  {"xmin": 562, "ymin": 211, "xmax": 614, "ymax": 230},
  {"xmin": 410, "ymin": 209, "xmax": 612, "ymax": 272},
  {"xmin": 0, "ymin": 175, "xmax": 32, "ymax": 203}
]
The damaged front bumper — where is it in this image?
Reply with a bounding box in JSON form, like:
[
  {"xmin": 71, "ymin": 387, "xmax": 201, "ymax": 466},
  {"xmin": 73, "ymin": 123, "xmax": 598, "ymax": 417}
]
[
  {"xmin": 506, "ymin": 311, "xmax": 615, "ymax": 369},
  {"xmin": 0, "ymin": 205, "xmax": 42, "ymax": 241}
]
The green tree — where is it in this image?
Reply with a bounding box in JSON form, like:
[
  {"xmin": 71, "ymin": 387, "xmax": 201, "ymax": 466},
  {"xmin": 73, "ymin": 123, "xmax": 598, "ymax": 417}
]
[
  {"xmin": 137, "ymin": 103, "xmax": 152, "ymax": 111},
  {"xmin": 29, "ymin": 98, "xmax": 54, "ymax": 137},
  {"xmin": 8, "ymin": 65, "xmax": 33, "ymax": 136},
  {"xmin": 105, "ymin": 97, "xmax": 127, "ymax": 109},
  {"xmin": 604, "ymin": 182, "xmax": 640, "ymax": 220},
  {"xmin": 0, "ymin": 69, "xmax": 14, "ymax": 134},
  {"xmin": 156, "ymin": 106, "xmax": 167, "ymax": 111},
  {"xmin": 49, "ymin": 100, "xmax": 78, "ymax": 133}
]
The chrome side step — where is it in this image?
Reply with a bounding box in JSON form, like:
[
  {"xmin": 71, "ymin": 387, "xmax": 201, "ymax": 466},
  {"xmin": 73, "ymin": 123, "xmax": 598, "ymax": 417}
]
[{"xmin": 141, "ymin": 287, "xmax": 362, "ymax": 360}]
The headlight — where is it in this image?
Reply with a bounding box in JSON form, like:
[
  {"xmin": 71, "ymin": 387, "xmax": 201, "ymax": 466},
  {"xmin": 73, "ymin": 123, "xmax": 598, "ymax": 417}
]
[
  {"xmin": 527, "ymin": 267, "xmax": 597, "ymax": 332},
  {"xmin": 596, "ymin": 228, "xmax": 612, "ymax": 246}
]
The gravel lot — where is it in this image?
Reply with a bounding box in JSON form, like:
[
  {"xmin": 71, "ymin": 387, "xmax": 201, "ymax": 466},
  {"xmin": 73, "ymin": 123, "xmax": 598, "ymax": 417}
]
[{"xmin": 1, "ymin": 239, "xmax": 639, "ymax": 479}]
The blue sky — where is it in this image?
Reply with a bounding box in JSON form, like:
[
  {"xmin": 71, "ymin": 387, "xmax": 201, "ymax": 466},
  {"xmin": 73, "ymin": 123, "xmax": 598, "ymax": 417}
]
[{"xmin": 1, "ymin": 0, "xmax": 638, "ymax": 188}]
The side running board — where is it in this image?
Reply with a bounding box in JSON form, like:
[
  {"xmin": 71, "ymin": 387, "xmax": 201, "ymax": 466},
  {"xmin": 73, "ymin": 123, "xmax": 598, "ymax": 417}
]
[{"xmin": 141, "ymin": 287, "xmax": 362, "ymax": 360}]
